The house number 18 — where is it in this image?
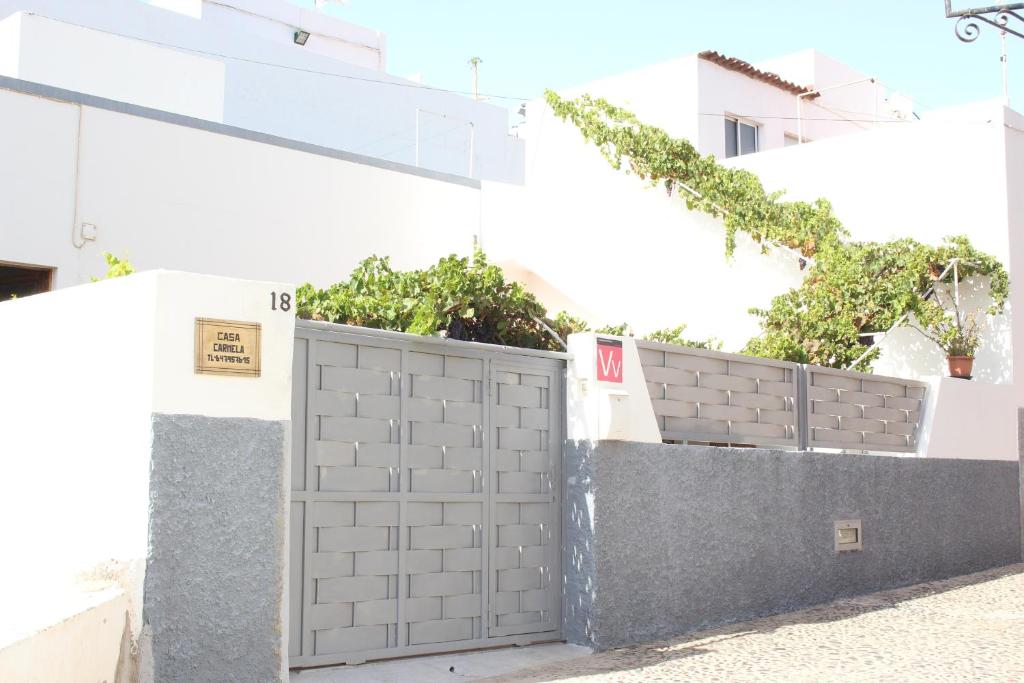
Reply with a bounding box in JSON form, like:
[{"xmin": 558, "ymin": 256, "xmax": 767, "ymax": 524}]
[{"xmin": 270, "ymin": 291, "xmax": 292, "ymax": 312}]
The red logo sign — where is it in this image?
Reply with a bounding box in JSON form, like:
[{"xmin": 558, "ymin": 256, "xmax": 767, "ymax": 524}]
[{"xmin": 596, "ymin": 338, "xmax": 623, "ymax": 383}]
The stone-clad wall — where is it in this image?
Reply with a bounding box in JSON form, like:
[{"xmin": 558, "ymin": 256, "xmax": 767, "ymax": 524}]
[
  {"xmin": 145, "ymin": 414, "xmax": 288, "ymax": 683},
  {"xmin": 563, "ymin": 441, "xmax": 1022, "ymax": 650},
  {"xmin": 1019, "ymin": 409, "xmax": 1024, "ymax": 557}
]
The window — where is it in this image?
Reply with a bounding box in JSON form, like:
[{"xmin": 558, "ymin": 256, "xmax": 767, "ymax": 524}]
[
  {"xmin": 724, "ymin": 116, "xmax": 758, "ymax": 158},
  {"xmin": 0, "ymin": 262, "xmax": 53, "ymax": 301}
]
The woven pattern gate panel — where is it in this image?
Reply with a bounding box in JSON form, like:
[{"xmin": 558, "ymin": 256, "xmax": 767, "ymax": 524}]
[
  {"xmin": 489, "ymin": 363, "xmax": 560, "ymax": 637},
  {"xmin": 298, "ymin": 335, "xmax": 406, "ymax": 662},
  {"xmin": 636, "ymin": 340, "xmax": 800, "ymax": 447},
  {"xmin": 405, "ymin": 350, "xmax": 486, "ymax": 648},
  {"xmin": 290, "ymin": 323, "xmax": 562, "ymax": 669},
  {"xmin": 805, "ymin": 366, "xmax": 926, "ymax": 452}
]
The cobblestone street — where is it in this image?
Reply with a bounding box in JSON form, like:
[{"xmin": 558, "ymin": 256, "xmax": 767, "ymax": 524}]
[{"xmin": 485, "ymin": 564, "xmax": 1024, "ymax": 683}]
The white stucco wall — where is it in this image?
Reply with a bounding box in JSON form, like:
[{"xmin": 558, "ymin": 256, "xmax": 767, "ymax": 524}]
[
  {"xmin": 695, "ymin": 56, "xmax": 876, "ymax": 158},
  {"xmin": 917, "ymin": 376, "xmax": 1018, "ymax": 460},
  {"xmin": 541, "ymin": 50, "xmax": 882, "ymax": 161},
  {"xmin": 566, "ymin": 332, "xmax": 662, "ymax": 444},
  {"xmin": 0, "ymin": 10, "xmax": 20, "ymax": 74},
  {"xmin": 0, "ymin": 268, "xmax": 295, "ymax": 592},
  {"xmin": 0, "ymin": 11, "xmax": 226, "ymax": 120},
  {"xmin": 0, "ymin": 85, "xmax": 79, "ymax": 276},
  {"xmin": 151, "ymin": 271, "xmax": 295, "ymax": 420},
  {"xmin": 491, "ymin": 58, "xmax": 1023, "ymax": 460},
  {"xmin": 0, "ymin": 269, "xmax": 296, "ymax": 678},
  {"xmin": 549, "ymin": 56, "xmax": 703, "ymax": 142},
  {"xmin": 0, "ymin": 274, "xmax": 159, "ymax": 599},
  {"xmin": 183, "ymin": 0, "xmax": 386, "ymax": 71},
  {"xmin": 1, "ymin": 587, "xmax": 131, "ymax": 683},
  {"xmin": 0, "ymin": 83, "xmax": 483, "ymax": 289},
  {"xmin": 756, "ymin": 49, "xmax": 904, "ymax": 126},
  {"xmin": 728, "ymin": 108, "xmax": 1011, "ymax": 262},
  {"xmin": 485, "ymin": 48, "xmax": 906, "ymax": 346},
  {"xmin": 1004, "ymin": 106, "xmax": 1024, "ymax": 412},
  {"xmin": 483, "ymin": 101, "xmax": 807, "ymax": 350},
  {"xmin": 0, "ymin": 0, "xmax": 521, "ymax": 182}
]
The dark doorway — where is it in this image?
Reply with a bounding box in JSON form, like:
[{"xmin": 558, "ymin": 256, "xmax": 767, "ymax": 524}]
[{"xmin": 0, "ymin": 263, "xmax": 54, "ymax": 301}]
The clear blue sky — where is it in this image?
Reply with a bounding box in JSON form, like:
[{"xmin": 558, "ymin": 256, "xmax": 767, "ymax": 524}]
[{"xmin": 293, "ymin": 0, "xmax": 1022, "ymax": 112}]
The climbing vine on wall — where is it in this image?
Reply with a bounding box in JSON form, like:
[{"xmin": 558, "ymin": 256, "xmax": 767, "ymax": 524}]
[
  {"xmin": 545, "ymin": 91, "xmax": 1009, "ymax": 369},
  {"xmin": 94, "ymin": 252, "xmax": 135, "ymax": 281},
  {"xmin": 545, "ymin": 92, "xmax": 846, "ymax": 258}
]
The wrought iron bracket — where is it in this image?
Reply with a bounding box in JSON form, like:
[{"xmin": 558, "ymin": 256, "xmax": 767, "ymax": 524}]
[{"xmin": 945, "ymin": 2, "xmax": 1024, "ymax": 42}]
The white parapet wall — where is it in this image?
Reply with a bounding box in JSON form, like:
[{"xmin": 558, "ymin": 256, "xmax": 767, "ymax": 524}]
[
  {"xmin": 0, "ymin": 11, "xmax": 227, "ymax": 120},
  {"xmin": 0, "ymin": 273, "xmax": 160, "ymax": 599},
  {"xmin": 0, "ymin": 270, "xmax": 296, "ymax": 682},
  {"xmin": 0, "ymin": 585, "xmax": 131, "ymax": 683},
  {"xmin": 918, "ymin": 376, "xmax": 1019, "ymax": 461}
]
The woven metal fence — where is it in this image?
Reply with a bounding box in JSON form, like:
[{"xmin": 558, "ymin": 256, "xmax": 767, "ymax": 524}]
[
  {"xmin": 637, "ymin": 340, "xmax": 801, "ymax": 448},
  {"xmin": 804, "ymin": 365, "xmax": 926, "ymax": 452},
  {"xmin": 636, "ymin": 340, "xmax": 927, "ymax": 453}
]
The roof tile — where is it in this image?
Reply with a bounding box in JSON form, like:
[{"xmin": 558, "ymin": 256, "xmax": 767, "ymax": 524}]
[{"xmin": 698, "ymin": 51, "xmax": 818, "ymax": 98}]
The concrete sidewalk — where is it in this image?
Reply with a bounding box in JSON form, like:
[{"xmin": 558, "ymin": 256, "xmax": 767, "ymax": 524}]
[{"xmin": 289, "ymin": 642, "xmax": 591, "ymax": 683}]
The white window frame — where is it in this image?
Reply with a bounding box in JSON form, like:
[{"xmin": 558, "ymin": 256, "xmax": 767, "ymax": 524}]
[{"xmin": 724, "ymin": 115, "xmax": 760, "ymax": 158}]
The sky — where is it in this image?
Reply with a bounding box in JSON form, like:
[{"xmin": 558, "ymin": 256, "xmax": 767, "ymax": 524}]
[{"xmin": 292, "ymin": 0, "xmax": 1024, "ymax": 113}]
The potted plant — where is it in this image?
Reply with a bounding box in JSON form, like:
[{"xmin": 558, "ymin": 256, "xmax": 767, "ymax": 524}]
[
  {"xmin": 914, "ymin": 305, "xmax": 982, "ymax": 379},
  {"xmin": 934, "ymin": 311, "xmax": 981, "ymax": 378}
]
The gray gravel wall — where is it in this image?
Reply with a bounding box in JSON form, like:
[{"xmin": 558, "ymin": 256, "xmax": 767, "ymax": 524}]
[
  {"xmin": 563, "ymin": 440, "xmax": 1022, "ymax": 650},
  {"xmin": 145, "ymin": 413, "xmax": 288, "ymax": 683}
]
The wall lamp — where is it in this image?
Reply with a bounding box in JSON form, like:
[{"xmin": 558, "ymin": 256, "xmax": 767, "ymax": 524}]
[{"xmin": 294, "ymin": 30, "xmax": 310, "ymax": 46}]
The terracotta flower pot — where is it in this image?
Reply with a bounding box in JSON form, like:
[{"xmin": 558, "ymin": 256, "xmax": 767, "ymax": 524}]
[{"xmin": 947, "ymin": 355, "xmax": 974, "ymax": 379}]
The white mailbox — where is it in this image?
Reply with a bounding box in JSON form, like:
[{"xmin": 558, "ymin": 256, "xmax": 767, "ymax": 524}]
[{"xmin": 598, "ymin": 389, "xmax": 630, "ymax": 440}]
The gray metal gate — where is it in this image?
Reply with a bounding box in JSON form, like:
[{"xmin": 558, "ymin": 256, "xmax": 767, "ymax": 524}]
[{"xmin": 289, "ymin": 321, "xmax": 564, "ymax": 668}]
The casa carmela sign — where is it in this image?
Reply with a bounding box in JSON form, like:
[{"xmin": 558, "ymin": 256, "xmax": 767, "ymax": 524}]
[{"xmin": 194, "ymin": 318, "xmax": 261, "ymax": 377}]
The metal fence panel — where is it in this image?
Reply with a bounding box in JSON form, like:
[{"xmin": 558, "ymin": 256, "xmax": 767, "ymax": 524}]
[
  {"xmin": 803, "ymin": 364, "xmax": 927, "ymax": 453},
  {"xmin": 290, "ymin": 321, "xmax": 564, "ymax": 669},
  {"xmin": 636, "ymin": 340, "xmax": 928, "ymax": 452},
  {"xmin": 636, "ymin": 340, "xmax": 801, "ymax": 448}
]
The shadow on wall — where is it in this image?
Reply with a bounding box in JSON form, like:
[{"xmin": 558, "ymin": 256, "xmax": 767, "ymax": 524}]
[
  {"xmin": 532, "ymin": 564, "xmax": 1024, "ymax": 683},
  {"xmin": 562, "ymin": 441, "xmax": 597, "ymax": 648},
  {"xmin": 115, "ymin": 609, "xmax": 138, "ymax": 683}
]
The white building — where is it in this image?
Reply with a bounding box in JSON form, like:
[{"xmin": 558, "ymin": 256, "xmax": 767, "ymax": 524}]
[
  {"xmin": 0, "ymin": 73, "xmax": 484, "ymax": 292},
  {"xmin": 0, "ymin": 5, "xmax": 1020, "ymax": 457},
  {"xmin": 0, "ymin": 0, "xmax": 524, "ymax": 182},
  {"xmin": 488, "ymin": 49, "xmax": 1017, "ymax": 374},
  {"xmin": 483, "ymin": 48, "xmax": 1022, "ymax": 459},
  {"xmin": 541, "ymin": 49, "xmax": 911, "ymax": 159},
  {"xmin": 485, "ymin": 49, "xmax": 918, "ymax": 347}
]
